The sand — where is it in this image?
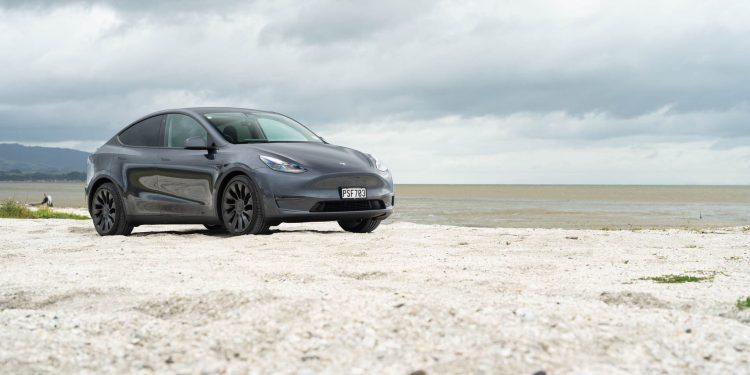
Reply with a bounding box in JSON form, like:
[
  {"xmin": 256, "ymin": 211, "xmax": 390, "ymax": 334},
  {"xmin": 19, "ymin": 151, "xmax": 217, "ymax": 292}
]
[{"xmin": 1, "ymin": 213, "xmax": 749, "ymax": 374}]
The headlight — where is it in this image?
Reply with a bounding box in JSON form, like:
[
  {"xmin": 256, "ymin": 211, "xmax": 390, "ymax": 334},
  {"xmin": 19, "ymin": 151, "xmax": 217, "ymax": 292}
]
[
  {"xmin": 368, "ymin": 154, "xmax": 388, "ymax": 172},
  {"xmin": 259, "ymin": 155, "xmax": 307, "ymax": 173}
]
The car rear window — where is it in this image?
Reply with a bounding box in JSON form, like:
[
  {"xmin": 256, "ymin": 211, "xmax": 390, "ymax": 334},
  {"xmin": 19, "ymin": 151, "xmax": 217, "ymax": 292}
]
[{"xmin": 119, "ymin": 115, "xmax": 163, "ymax": 147}]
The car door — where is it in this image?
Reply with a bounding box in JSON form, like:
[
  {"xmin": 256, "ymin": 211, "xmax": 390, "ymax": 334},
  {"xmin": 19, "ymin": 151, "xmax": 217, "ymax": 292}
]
[
  {"xmin": 113, "ymin": 115, "xmax": 167, "ymax": 216},
  {"xmin": 154, "ymin": 113, "xmax": 221, "ymax": 217}
]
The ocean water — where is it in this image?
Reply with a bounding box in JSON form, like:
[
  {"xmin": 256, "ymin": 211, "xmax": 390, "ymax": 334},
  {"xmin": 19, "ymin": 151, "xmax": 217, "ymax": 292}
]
[
  {"xmin": 1, "ymin": 182, "xmax": 749, "ymax": 229},
  {"xmin": 0, "ymin": 182, "xmax": 85, "ymax": 208},
  {"xmin": 392, "ymin": 184, "xmax": 750, "ymax": 229}
]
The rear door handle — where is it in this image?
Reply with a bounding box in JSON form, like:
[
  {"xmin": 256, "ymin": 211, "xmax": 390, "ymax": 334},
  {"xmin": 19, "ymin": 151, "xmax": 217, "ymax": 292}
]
[{"xmin": 161, "ymin": 157, "xmax": 171, "ymax": 162}]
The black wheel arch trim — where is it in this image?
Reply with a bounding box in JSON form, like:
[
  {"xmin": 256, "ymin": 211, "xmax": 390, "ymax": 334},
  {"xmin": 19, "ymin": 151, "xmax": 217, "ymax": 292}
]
[
  {"xmin": 86, "ymin": 173, "xmax": 126, "ymax": 212},
  {"xmin": 213, "ymin": 165, "xmax": 264, "ymax": 219}
]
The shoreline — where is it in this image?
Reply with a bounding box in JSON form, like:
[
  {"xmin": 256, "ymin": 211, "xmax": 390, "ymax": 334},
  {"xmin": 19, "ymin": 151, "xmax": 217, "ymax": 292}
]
[
  {"xmin": 9, "ymin": 207, "xmax": 750, "ymax": 232},
  {"xmin": 3, "ymin": 182, "xmax": 750, "ymax": 229}
]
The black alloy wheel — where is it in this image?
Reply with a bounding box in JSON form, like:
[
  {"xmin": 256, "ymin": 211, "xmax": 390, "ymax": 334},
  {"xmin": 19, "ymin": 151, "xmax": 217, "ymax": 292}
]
[
  {"xmin": 220, "ymin": 175, "xmax": 270, "ymax": 235},
  {"xmin": 91, "ymin": 183, "xmax": 133, "ymax": 236}
]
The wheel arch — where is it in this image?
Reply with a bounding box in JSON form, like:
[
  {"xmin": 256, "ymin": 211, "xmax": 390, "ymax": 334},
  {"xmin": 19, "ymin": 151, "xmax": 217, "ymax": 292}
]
[
  {"xmin": 214, "ymin": 169, "xmax": 253, "ymax": 218},
  {"xmin": 87, "ymin": 176, "xmax": 117, "ymax": 211}
]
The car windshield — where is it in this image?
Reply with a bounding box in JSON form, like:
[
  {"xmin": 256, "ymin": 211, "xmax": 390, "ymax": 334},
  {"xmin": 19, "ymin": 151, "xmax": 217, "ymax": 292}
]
[{"xmin": 202, "ymin": 111, "xmax": 323, "ymax": 144}]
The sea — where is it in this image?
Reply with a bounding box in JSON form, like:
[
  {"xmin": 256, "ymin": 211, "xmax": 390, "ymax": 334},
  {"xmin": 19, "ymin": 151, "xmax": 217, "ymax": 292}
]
[{"xmin": 2, "ymin": 182, "xmax": 749, "ymax": 229}]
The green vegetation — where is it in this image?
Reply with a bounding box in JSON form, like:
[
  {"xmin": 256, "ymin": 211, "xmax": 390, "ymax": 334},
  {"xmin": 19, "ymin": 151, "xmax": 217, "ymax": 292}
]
[
  {"xmin": 0, "ymin": 200, "xmax": 88, "ymax": 220},
  {"xmin": 639, "ymin": 274, "xmax": 714, "ymax": 283},
  {"xmin": 737, "ymin": 297, "xmax": 750, "ymax": 310}
]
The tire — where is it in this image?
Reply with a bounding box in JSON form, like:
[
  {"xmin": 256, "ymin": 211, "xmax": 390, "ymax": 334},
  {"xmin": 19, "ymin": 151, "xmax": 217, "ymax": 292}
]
[
  {"xmin": 338, "ymin": 218, "xmax": 381, "ymax": 233},
  {"xmin": 203, "ymin": 224, "xmax": 226, "ymax": 232},
  {"xmin": 90, "ymin": 183, "xmax": 134, "ymax": 236},
  {"xmin": 219, "ymin": 175, "xmax": 271, "ymax": 235}
]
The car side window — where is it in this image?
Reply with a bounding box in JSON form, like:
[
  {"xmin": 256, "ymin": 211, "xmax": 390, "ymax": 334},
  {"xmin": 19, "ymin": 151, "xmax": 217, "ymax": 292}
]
[
  {"xmin": 164, "ymin": 114, "xmax": 208, "ymax": 148},
  {"xmin": 118, "ymin": 115, "xmax": 163, "ymax": 147}
]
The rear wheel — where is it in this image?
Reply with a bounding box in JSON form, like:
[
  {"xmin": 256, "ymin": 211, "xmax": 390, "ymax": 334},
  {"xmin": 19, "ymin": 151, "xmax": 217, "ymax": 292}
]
[
  {"xmin": 338, "ymin": 218, "xmax": 381, "ymax": 233},
  {"xmin": 220, "ymin": 175, "xmax": 271, "ymax": 235},
  {"xmin": 91, "ymin": 183, "xmax": 133, "ymax": 236}
]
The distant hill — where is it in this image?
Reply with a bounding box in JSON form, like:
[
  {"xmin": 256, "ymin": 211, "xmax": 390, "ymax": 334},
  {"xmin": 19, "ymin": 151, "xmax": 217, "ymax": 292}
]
[{"xmin": 0, "ymin": 143, "xmax": 89, "ymax": 173}]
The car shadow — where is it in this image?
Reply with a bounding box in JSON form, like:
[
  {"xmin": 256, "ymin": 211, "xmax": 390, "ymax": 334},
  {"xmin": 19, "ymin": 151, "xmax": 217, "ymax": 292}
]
[
  {"xmin": 128, "ymin": 228, "xmax": 343, "ymax": 237},
  {"xmin": 129, "ymin": 229, "xmax": 232, "ymax": 237},
  {"xmin": 272, "ymin": 229, "xmax": 342, "ymax": 234}
]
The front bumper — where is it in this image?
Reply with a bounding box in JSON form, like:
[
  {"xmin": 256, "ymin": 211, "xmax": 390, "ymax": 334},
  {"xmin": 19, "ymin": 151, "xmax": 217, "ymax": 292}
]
[{"xmin": 250, "ymin": 167, "xmax": 394, "ymax": 222}]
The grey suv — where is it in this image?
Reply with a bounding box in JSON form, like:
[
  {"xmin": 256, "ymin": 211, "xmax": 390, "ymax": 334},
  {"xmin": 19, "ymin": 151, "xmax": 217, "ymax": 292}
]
[{"xmin": 86, "ymin": 107, "xmax": 394, "ymax": 236}]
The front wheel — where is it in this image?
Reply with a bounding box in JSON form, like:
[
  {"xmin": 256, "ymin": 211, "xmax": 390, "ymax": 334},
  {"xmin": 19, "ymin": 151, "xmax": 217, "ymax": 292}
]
[
  {"xmin": 220, "ymin": 175, "xmax": 271, "ymax": 235},
  {"xmin": 90, "ymin": 183, "xmax": 133, "ymax": 236},
  {"xmin": 338, "ymin": 218, "xmax": 381, "ymax": 233}
]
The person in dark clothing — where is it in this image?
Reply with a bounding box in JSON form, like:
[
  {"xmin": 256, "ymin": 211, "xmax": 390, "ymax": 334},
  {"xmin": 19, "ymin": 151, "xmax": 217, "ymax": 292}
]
[{"xmin": 34, "ymin": 193, "xmax": 53, "ymax": 207}]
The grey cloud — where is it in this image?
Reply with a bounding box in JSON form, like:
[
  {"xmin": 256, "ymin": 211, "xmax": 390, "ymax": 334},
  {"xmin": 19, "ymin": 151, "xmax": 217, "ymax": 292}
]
[
  {"xmin": 258, "ymin": 0, "xmax": 431, "ymax": 45},
  {"xmin": 0, "ymin": 0, "xmax": 251, "ymax": 12},
  {"xmin": 0, "ymin": 0, "xmax": 749, "ymax": 145}
]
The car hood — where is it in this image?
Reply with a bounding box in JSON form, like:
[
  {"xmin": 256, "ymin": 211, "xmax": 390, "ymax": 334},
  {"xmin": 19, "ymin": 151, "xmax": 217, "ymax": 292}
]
[{"xmin": 247, "ymin": 142, "xmax": 375, "ymax": 172}]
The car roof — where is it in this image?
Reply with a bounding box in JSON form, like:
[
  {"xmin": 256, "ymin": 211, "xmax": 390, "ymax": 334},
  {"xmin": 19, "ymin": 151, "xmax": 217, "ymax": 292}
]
[{"xmin": 182, "ymin": 107, "xmax": 278, "ymax": 114}]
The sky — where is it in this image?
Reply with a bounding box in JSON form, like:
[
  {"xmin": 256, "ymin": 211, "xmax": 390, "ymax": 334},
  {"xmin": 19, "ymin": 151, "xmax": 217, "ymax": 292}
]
[{"xmin": 0, "ymin": 0, "xmax": 748, "ymax": 184}]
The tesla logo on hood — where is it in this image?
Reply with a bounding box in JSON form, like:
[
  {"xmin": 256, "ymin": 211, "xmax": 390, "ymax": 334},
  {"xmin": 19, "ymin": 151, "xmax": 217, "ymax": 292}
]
[{"xmin": 339, "ymin": 162, "xmax": 346, "ymax": 166}]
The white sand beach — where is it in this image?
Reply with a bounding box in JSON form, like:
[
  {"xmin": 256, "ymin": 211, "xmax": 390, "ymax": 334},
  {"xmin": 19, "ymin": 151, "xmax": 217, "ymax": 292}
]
[{"xmin": 1, "ymin": 214, "xmax": 749, "ymax": 374}]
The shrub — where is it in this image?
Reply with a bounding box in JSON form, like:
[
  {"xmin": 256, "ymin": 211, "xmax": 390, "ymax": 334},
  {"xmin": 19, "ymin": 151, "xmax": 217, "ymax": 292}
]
[{"xmin": 0, "ymin": 200, "xmax": 88, "ymax": 220}]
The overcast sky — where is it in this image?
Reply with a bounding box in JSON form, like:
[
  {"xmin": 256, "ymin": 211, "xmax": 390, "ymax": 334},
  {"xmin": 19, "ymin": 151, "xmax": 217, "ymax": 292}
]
[{"xmin": 1, "ymin": 0, "xmax": 748, "ymax": 184}]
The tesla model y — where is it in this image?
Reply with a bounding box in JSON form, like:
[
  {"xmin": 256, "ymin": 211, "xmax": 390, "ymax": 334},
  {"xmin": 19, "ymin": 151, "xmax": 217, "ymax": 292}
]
[{"xmin": 85, "ymin": 108, "xmax": 394, "ymax": 236}]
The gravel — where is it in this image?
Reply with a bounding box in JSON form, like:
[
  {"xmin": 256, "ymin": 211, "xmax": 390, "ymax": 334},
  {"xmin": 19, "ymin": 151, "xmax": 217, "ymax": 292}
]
[{"xmin": 1, "ymin": 215, "xmax": 749, "ymax": 374}]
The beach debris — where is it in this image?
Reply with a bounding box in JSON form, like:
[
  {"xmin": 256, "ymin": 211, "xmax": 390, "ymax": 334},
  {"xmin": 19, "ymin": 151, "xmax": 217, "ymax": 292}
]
[
  {"xmin": 533, "ymin": 371, "xmax": 547, "ymax": 375},
  {"xmin": 564, "ymin": 236, "xmax": 578, "ymax": 240},
  {"xmin": 410, "ymin": 370, "xmax": 427, "ymax": 375}
]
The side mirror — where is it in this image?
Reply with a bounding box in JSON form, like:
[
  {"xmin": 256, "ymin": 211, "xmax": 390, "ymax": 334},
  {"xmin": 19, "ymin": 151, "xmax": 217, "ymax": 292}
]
[{"xmin": 184, "ymin": 136, "xmax": 212, "ymax": 150}]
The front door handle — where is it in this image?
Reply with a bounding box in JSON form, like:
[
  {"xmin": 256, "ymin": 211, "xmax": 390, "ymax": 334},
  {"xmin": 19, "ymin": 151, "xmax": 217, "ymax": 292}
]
[{"xmin": 161, "ymin": 157, "xmax": 171, "ymax": 162}]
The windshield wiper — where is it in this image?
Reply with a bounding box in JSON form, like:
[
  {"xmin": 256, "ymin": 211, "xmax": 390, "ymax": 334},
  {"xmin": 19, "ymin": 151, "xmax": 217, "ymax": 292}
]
[{"xmin": 236, "ymin": 139, "xmax": 269, "ymax": 144}]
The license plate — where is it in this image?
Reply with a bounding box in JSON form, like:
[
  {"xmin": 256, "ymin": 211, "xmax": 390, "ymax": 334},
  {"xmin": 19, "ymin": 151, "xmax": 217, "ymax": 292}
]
[{"xmin": 340, "ymin": 187, "xmax": 367, "ymax": 199}]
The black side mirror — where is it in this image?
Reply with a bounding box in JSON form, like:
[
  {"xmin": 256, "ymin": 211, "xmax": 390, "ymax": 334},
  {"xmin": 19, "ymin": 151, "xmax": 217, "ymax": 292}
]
[{"xmin": 184, "ymin": 136, "xmax": 213, "ymax": 151}]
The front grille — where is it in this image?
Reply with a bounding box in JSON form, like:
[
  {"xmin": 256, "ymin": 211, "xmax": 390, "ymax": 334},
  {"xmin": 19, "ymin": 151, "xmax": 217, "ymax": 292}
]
[{"xmin": 310, "ymin": 199, "xmax": 385, "ymax": 212}]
